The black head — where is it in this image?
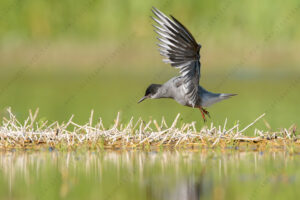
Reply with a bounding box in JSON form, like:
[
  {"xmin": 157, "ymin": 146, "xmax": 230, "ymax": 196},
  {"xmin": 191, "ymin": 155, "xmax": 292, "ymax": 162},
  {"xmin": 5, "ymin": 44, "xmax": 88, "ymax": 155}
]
[
  {"xmin": 145, "ymin": 84, "xmax": 161, "ymax": 96},
  {"xmin": 138, "ymin": 84, "xmax": 161, "ymax": 103}
]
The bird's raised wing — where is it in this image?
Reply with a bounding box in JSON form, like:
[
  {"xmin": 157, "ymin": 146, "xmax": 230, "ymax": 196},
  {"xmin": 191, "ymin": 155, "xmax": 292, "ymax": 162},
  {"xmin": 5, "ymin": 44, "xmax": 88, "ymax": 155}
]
[{"xmin": 151, "ymin": 7, "xmax": 201, "ymax": 107}]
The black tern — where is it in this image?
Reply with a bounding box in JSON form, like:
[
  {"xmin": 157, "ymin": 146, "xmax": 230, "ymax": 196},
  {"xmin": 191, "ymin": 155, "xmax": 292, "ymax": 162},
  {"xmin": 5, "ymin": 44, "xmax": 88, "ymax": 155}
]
[{"xmin": 138, "ymin": 7, "xmax": 236, "ymax": 121}]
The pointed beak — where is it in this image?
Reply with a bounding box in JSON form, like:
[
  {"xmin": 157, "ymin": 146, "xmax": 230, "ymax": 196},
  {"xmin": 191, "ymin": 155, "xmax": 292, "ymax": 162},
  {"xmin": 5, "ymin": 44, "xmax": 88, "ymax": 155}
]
[{"xmin": 138, "ymin": 96, "xmax": 148, "ymax": 103}]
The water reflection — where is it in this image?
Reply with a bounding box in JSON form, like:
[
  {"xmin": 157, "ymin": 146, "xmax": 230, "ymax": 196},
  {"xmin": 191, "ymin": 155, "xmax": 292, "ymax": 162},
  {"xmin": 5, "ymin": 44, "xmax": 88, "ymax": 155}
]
[
  {"xmin": 146, "ymin": 173, "xmax": 206, "ymax": 200},
  {"xmin": 0, "ymin": 150, "xmax": 295, "ymax": 200}
]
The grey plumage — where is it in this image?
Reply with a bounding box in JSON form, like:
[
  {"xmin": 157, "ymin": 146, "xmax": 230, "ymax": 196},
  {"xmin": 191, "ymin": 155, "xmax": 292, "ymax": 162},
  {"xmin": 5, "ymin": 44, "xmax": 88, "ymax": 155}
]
[{"xmin": 138, "ymin": 7, "xmax": 236, "ymax": 120}]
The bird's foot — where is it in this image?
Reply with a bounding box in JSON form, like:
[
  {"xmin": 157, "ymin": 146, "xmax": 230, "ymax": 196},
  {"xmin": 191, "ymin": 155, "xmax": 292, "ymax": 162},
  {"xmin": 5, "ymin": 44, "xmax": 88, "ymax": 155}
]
[
  {"xmin": 202, "ymin": 108, "xmax": 210, "ymax": 118},
  {"xmin": 199, "ymin": 107, "xmax": 210, "ymax": 122}
]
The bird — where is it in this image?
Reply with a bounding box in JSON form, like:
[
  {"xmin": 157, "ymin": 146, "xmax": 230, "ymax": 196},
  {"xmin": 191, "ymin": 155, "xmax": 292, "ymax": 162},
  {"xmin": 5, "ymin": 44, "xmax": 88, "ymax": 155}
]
[{"xmin": 138, "ymin": 7, "xmax": 236, "ymax": 122}]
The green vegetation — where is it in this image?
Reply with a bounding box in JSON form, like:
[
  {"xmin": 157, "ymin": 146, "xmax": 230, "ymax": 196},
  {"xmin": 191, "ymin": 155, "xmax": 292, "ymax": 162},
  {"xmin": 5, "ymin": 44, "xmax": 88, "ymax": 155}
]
[{"xmin": 1, "ymin": 0, "xmax": 300, "ymax": 42}]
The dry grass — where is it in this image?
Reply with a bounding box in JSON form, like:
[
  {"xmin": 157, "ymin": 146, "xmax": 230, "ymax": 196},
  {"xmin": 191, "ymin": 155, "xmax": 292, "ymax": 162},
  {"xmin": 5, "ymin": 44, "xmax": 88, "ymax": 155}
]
[{"xmin": 0, "ymin": 108, "xmax": 299, "ymax": 151}]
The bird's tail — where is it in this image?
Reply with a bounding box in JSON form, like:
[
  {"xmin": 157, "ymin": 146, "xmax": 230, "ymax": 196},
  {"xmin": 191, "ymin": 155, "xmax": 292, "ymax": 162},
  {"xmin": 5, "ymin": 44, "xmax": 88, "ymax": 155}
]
[{"xmin": 219, "ymin": 93, "xmax": 237, "ymax": 100}]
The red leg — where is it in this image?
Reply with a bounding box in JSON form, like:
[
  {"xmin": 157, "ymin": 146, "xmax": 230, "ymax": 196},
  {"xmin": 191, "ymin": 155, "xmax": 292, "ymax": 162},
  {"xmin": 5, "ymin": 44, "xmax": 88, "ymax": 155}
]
[
  {"xmin": 199, "ymin": 107, "xmax": 207, "ymax": 122},
  {"xmin": 199, "ymin": 107, "xmax": 210, "ymax": 122},
  {"xmin": 202, "ymin": 108, "xmax": 210, "ymax": 118}
]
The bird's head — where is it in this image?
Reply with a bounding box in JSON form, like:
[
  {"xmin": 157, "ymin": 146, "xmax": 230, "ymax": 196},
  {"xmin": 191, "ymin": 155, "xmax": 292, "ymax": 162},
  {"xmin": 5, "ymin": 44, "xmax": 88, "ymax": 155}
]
[{"xmin": 138, "ymin": 84, "xmax": 161, "ymax": 103}]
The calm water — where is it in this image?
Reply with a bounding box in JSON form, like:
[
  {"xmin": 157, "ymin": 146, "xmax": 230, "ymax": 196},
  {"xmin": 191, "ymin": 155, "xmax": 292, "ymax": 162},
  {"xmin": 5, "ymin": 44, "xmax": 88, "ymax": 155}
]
[
  {"xmin": 0, "ymin": 70, "xmax": 300, "ymax": 130},
  {"xmin": 0, "ymin": 150, "xmax": 299, "ymax": 200}
]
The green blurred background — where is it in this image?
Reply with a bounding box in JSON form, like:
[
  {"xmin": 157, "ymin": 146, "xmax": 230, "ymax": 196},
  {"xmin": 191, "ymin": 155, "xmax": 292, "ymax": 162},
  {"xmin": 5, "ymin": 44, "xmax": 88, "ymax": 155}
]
[{"xmin": 0, "ymin": 0, "xmax": 300, "ymax": 130}]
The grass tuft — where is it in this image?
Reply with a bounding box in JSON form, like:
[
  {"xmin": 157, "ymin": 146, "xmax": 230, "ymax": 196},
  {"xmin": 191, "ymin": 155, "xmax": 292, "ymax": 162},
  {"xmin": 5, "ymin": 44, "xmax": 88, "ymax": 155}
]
[{"xmin": 0, "ymin": 108, "xmax": 299, "ymax": 151}]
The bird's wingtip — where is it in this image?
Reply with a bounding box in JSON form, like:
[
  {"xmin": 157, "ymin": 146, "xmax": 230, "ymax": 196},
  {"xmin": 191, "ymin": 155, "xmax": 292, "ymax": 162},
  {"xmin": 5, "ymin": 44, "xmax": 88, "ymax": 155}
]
[{"xmin": 151, "ymin": 6, "xmax": 158, "ymax": 13}]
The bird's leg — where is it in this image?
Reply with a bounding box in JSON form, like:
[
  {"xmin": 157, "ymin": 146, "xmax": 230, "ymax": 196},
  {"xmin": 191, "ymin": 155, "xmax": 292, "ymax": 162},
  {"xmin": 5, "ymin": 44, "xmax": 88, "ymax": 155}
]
[
  {"xmin": 199, "ymin": 107, "xmax": 206, "ymax": 122},
  {"xmin": 202, "ymin": 108, "xmax": 210, "ymax": 118},
  {"xmin": 199, "ymin": 107, "xmax": 210, "ymax": 122}
]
